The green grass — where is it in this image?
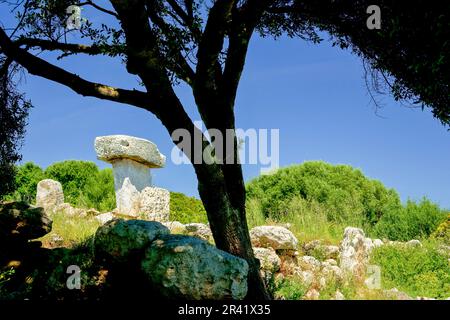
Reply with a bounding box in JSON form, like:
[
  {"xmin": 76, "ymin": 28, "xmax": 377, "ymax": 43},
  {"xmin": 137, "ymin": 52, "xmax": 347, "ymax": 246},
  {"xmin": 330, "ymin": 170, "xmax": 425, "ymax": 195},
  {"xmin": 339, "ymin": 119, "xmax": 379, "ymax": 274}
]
[
  {"xmin": 371, "ymin": 240, "xmax": 450, "ymax": 299},
  {"xmin": 39, "ymin": 212, "xmax": 102, "ymax": 248}
]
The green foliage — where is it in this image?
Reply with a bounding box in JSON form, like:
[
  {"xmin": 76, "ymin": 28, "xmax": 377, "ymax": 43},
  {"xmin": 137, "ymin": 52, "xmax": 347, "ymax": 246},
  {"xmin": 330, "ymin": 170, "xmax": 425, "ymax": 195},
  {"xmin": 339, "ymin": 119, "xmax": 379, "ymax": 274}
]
[
  {"xmin": 246, "ymin": 161, "xmax": 401, "ymax": 226},
  {"xmin": 373, "ymin": 198, "xmax": 448, "ymax": 241},
  {"xmin": 431, "ymin": 214, "xmax": 450, "ymax": 245},
  {"xmin": 273, "ymin": 276, "xmax": 307, "ymax": 300},
  {"xmin": 170, "ymin": 192, "xmax": 207, "ymax": 224},
  {"xmin": 6, "ymin": 162, "xmax": 45, "ymax": 203},
  {"xmin": 371, "ymin": 242, "xmax": 450, "ymax": 299},
  {"xmin": 45, "ymin": 160, "xmax": 99, "ymax": 206},
  {"xmin": 77, "ymin": 168, "xmax": 116, "ymax": 212},
  {"xmin": 39, "ymin": 212, "xmax": 101, "ymax": 248},
  {"xmin": 0, "ymin": 57, "xmax": 32, "ymax": 199}
]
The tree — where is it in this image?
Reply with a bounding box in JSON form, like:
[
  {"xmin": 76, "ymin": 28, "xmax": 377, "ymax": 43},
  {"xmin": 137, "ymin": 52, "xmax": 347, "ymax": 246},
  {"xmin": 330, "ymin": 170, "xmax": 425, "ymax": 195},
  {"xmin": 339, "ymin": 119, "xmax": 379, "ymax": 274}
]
[
  {"xmin": 0, "ymin": 0, "xmax": 448, "ymax": 299},
  {"xmin": 0, "ymin": 56, "xmax": 31, "ymax": 199}
]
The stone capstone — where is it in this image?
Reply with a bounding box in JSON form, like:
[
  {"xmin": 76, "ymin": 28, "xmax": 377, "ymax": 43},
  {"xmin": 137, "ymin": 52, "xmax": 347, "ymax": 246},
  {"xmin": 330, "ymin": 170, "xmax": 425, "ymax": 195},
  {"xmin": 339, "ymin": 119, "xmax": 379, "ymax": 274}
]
[{"xmin": 95, "ymin": 135, "xmax": 165, "ymax": 169}]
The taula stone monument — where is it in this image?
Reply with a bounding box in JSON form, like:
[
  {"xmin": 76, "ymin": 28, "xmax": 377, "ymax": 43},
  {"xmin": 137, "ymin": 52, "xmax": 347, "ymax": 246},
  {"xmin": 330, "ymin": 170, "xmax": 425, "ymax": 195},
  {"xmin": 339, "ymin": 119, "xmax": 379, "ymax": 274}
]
[{"xmin": 95, "ymin": 135, "xmax": 170, "ymax": 221}]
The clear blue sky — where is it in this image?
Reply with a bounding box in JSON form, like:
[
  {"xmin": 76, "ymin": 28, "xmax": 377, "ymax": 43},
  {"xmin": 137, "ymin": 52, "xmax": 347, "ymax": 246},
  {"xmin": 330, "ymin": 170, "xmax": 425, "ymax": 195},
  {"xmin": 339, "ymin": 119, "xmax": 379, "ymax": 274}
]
[{"xmin": 13, "ymin": 33, "xmax": 450, "ymax": 209}]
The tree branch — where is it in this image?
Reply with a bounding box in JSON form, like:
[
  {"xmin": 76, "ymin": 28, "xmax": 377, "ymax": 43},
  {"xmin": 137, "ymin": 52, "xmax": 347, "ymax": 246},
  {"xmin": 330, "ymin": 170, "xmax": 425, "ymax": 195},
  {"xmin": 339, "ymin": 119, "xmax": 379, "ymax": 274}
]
[
  {"xmin": 14, "ymin": 37, "xmax": 122, "ymax": 56},
  {"xmin": 0, "ymin": 27, "xmax": 152, "ymax": 110}
]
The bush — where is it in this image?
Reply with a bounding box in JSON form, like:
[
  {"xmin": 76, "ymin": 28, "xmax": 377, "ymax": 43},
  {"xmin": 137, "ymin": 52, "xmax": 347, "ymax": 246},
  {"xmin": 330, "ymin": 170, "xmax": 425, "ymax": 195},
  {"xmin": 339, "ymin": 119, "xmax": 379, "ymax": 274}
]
[
  {"xmin": 431, "ymin": 214, "xmax": 450, "ymax": 245},
  {"xmin": 170, "ymin": 192, "xmax": 208, "ymax": 224},
  {"xmin": 373, "ymin": 198, "xmax": 448, "ymax": 241},
  {"xmin": 371, "ymin": 242, "xmax": 450, "ymax": 299},
  {"xmin": 78, "ymin": 168, "xmax": 116, "ymax": 212},
  {"xmin": 6, "ymin": 162, "xmax": 45, "ymax": 203},
  {"xmin": 246, "ymin": 161, "xmax": 401, "ymax": 226},
  {"xmin": 45, "ymin": 161, "xmax": 99, "ymax": 206}
]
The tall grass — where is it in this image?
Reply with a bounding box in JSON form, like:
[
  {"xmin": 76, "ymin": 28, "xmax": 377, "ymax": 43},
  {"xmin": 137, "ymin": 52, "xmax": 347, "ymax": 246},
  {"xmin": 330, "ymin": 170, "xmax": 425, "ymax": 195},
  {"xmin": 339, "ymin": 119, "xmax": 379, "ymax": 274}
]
[{"xmin": 39, "ymin": 212, "xmax": 101, "ymax": 248}]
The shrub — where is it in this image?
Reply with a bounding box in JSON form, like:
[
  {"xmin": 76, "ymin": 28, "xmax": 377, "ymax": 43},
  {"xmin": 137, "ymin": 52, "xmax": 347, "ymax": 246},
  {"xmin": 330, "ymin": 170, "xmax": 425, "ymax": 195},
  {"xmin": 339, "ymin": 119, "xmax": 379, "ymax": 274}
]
[
  {"xmin": 431, "ymin": 214, "xmax": 450, "ymax": 245},
  {"xmin": 45, "ymin": 161, "xmax": 99, "ymax": 206},
  {"xmin": 246, "ymin": 161, "xmax": 401, "ymax": 226},
  {"xmin": 373, "ymin": 198, "xmax": 447, "ymax": 241},
  {"xmin": 78, "ymin": 168, "xmax": 116, "ymax": 212},
  {"xmin": 6, "ymin": 162, "xmax": 45, "ymax": 203},
  {"xmin": 170, "ymin": 192, "xmax": 208, "ymax": 224},
  {"xmin": 371, "ymin": 242, "xmax": 450, "ymax": 299}
]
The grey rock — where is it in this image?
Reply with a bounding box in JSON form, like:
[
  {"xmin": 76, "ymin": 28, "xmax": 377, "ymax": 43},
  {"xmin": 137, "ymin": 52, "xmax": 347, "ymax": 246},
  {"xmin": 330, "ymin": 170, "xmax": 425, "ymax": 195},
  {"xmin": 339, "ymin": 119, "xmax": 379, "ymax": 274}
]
[
  {"xmin": 94, "ymin": 219, "xmax": 169, "ymax": 263},
  {"xmin": 253, "ymin": 247, "xmax": 281, "ymax": 273},
  {"xmin": 140, "ymin": 187, "xmax": 170, "ymax": 222},
  {"xmin": 36, "ymin": 179, "xmax": 64, "ymax": 213},
  {"xmin": 95, "ymin": 135, "xmax": 165, "ymax": 168},
  {"xmin": 184, "ymin": 223, "xmax": 213, "ymax": 242},
  {"xmin": 141, "ymin": 235, "xmax": 248, "ymax": 300},
  {"xmin": 250, "ymin": 226, "xmax": 298, "ymax": 250}
]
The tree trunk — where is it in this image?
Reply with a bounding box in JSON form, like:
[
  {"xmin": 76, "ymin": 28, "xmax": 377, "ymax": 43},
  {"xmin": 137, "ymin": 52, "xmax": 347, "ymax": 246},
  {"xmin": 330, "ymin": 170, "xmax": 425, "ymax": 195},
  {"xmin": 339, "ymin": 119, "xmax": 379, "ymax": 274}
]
[{"xmin": 194, "ymin": 162, "xmax": 271, "ymax": 300}]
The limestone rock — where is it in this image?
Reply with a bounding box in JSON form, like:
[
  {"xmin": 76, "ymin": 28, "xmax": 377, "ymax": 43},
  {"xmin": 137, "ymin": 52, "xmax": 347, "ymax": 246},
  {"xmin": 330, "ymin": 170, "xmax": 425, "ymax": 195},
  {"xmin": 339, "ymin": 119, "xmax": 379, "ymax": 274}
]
[
  {"xmin": 161, "ymin": 221, "xmax": 187, "ymax": 234},
  {"xmin": 323, "ymin": 259, "xmax": 338, "ymax": 267},
  {"xmin": 298, "ymin": 255, "xmax": 321, "ymax": 272},
  {"xmin": 36, "ymin": 179, "xmax": 64, "ymax": 213},
  {"xmin": 115, "ymin": 178, "xmax": 141, "ymax": 217},
  {"xmin": 94, "ymin": 219, "xmax": 169, "ymax": 263},
  {"xmin": 141, "ymin": 235, "xmax": 249, "ymax": 300},
  {"xmin": 304, "ymin": 289, "xmax": 320, "ymax": 300},
  {"xmin": 250, "ymin": 226, "xmax": 298, "ymax": 250},
  {"xmin": 339, "ymin": 227, "xmax": 374, "ymax": 278},
  {"xmin": 334, "ymin": 290, "xmax": 345, "ymax": 300},
  {"xmin": 140, "ymin": 187, "xmax": 170, "ymax": 222},
  {"xmin": 95, "ymin": 135, "xmax": 166, "ymax": 168},
  {"xmin": 95, "ymin": 212, "xmax": 115, "ymax": 225},
  {"xmin": 407, "ymin": 239, "xmax": 422, "ymax": 247},
  {"xmin": 254, "ymin": 247, "xmax": 281, "ymax": 274},
  {"xmin": 383, "ymin": 288, "xmax": 413, "ymax": 300},
  {"xmin": 184, "ymin": 223, "xmax": 213, "ymax": 242},
  {"xmin": 373, "ymin": 239, "xmax": 384, "ymax": 247}
]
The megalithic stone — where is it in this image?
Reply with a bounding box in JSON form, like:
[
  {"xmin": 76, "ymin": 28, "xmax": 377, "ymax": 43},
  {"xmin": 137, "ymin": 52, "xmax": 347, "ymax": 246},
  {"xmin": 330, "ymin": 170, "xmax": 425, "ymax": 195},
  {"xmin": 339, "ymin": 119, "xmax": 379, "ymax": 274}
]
[{"xmin": 95, "ymin": 135, "xmax": 166, "ymax": 217}]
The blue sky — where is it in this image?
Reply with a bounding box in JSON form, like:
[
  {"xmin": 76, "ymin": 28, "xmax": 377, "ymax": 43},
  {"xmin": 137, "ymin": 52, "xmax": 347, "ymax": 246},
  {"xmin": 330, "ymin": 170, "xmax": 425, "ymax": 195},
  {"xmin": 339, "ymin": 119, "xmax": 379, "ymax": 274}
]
[{"xmin": 11, "ymin": 30, "xmax": 450, "ymax": 208}]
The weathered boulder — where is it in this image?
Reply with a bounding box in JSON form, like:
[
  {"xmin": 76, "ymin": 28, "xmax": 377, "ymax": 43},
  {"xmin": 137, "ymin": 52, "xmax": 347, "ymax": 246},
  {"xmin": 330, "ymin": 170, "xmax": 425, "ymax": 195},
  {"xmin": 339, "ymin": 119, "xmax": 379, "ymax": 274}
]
[
  {"xmin": 250, "ymin": 226, "xmax": 298, "ymax": 250},
  {"xmin": 407, "ymin": 239, "xmax": 422, "ymax": 248},
  {"xmin": 141, "ymin": 235, "xmax": 248, "ymax": 300},
  {"xmin": 94, "ymin": 219, "xmax": 169, "ymax": 263},
  {"xmin": 95, "ymin": 212, "xmax": 115, "ymax": 225},
  {"xmin": 334, "ymin": 290, "xmax": 345, "ymax": 300},
  {"xmin": 339, "ymin": 227, "xmax": 374, "ymax": 278},
  {"xmin": 36, "ymin": 179, "xmax": 64, "ymax": 213},
  {"xmin": 140, "ymin": 187, "xmax": 170, "ymax": 222},
  {"xmin": 298, "ymin": 255, "xmax": 321, "ymax": 272},
  {"xmin": 373, "ymin": 239, "xmax": 384, "ymax": 247},
  {"xmin": 253, "ymin": 247, "xmax": 281, "ymax": 274},
  {"xmin": 161, "ymin": 221, "xmax": 187, "ymax": 234},
  {"xmin": 0, "ymin": 201, "xmax": 52, "ymax": 244},
  {"xmin": 184, "ymin": 223, "xmax": 213, "ymax": 242},
  {"xmin": 304, "ymin": 289, "xmax": 320, "ymax": 300}
]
